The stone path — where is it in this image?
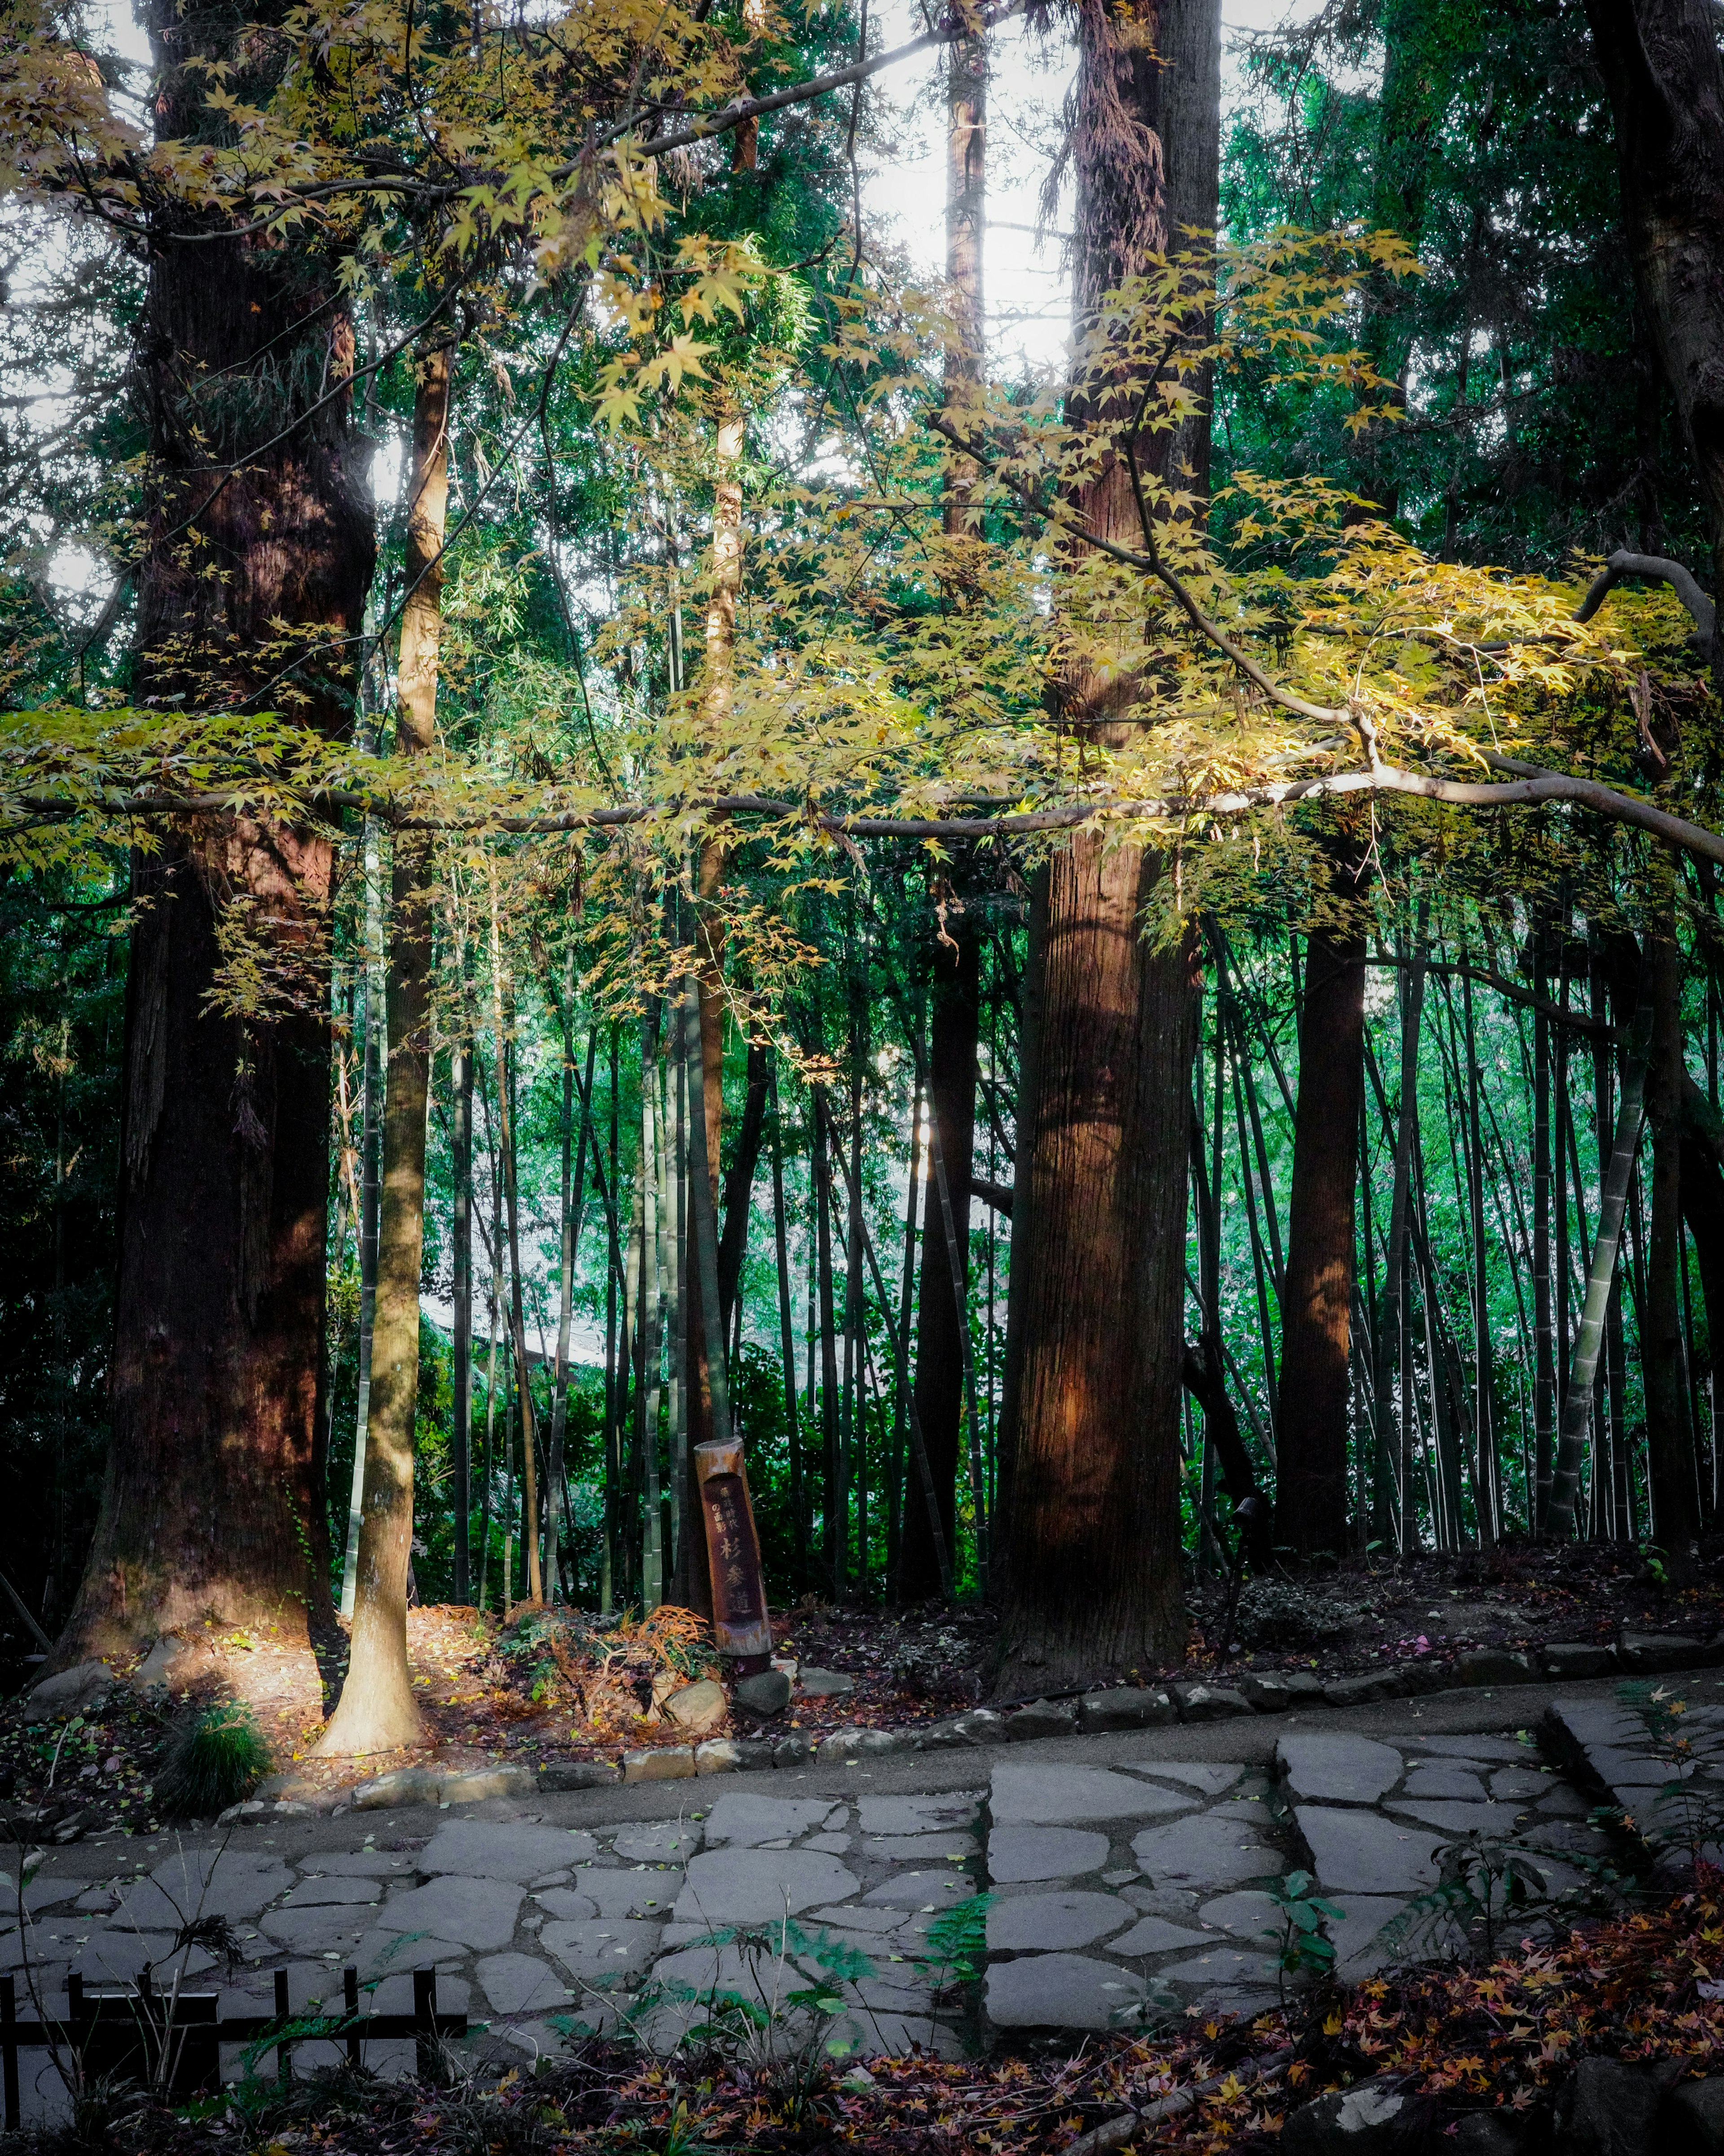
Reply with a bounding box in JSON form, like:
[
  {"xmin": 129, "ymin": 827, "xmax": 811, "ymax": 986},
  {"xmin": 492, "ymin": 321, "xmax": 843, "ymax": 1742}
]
[{"xmin": 4, "ymin": 1669, "xmax": 1710, "ymax": 2121}]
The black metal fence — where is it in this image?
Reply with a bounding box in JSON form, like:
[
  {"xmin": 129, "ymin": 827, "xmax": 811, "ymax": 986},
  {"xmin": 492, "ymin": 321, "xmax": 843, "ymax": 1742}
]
[{"xmin": 0, "ymin": 1966, "xmax": 468, "ymax": 2128}]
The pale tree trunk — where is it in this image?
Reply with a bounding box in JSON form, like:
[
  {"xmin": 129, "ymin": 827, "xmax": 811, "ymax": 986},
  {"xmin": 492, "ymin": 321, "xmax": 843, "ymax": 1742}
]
[
  {"xmin": 996, "ymin": 0, "xmax": 1220, "ymax": 1690},
  {"xmin": 1547, "ymin": 1004, "xmax": 1653, "ymax": 1539},
  {"xmin": 493, "ymin": 906, "xmax": 542, "ymax": 1606},
  {"xmin": 942, "ymin": 19, "xmax": 985, "ymax": 536},
  {"xmin": 339, "ymin": 829, "xmax": 383, "ymax": 1621},
  {"xmin": 317, "ymin": 339, "xmax": 451, "ymax": 1754}
]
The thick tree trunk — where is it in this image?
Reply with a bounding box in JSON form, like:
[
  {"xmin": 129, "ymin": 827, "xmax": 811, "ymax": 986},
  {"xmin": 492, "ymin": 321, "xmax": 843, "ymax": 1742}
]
[
  {"xmin": 1582, "ymin": 0, "xmax": 1724, "ymax": 666},
  {"xmin": 902, "ymin": 924, "xmax": 980, "ymax": 1600},
  {"xmin": 61, "ymin": 0, "xmax": 372, "ymax": 1664},
  {"xmin": 994, "ymin": 0, "xmax": 1218, "ymax": 1689},
  {"xmin": 317, "ymin": 339, "xmax": 450, "ymax": 1754},
  {"xmin": 1275, "ymin": 891, "xmax": 1367, "ymax": 1557}
]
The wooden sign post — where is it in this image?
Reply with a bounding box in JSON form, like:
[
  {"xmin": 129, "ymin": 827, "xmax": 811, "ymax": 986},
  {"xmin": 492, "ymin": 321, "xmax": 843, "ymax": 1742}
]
[{"xmin": 695, "ymin": 1439, "xmax": 774, "ymax": 1669}]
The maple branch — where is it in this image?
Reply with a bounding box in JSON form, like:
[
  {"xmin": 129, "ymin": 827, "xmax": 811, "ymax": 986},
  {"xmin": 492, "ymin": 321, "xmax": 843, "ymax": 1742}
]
[{"xmin": 16, "ymin": 759, "xmax": 1724, "ymax": 865}]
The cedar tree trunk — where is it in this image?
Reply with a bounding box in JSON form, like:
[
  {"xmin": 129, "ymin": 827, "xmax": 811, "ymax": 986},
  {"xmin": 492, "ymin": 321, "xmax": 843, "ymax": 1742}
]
[
  {"xmin": 1275, "ymin": 887, "xmax": 1368, "ymax": 1556},
  {"xmin": 59, "ymin": 0, "xmax": 373, "ymax": 1664}
]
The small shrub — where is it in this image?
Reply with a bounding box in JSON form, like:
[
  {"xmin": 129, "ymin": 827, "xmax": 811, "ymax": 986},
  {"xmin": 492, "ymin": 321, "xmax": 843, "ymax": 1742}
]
[{"xmin": 154, "ymin": 1702, "xmax": 270, "ymax": 1817}]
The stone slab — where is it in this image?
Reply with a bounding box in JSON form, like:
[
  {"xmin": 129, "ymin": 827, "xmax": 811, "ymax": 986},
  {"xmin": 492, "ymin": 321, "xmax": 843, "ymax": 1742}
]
[
  {"xmin": 1386, "ymin": 1800, "xmax": 1518, "ymax": 1833},
  {"xmin": 611, "ymin": 1820, "xmax": 704, "ymax": 1861},
  {"xmin": 991, "ymin": 1763, "xmax": 1195, "ymax": 1826},
  {"xmin": 1106, "ymin": 1914, "xmax": 1210, "ymax": 1955},
  {"xmin": 1196, "ymin": 1890, "xmax": 1281, "ymax": 1938},
  {"xmin": 700, "ymin": 1794, "xmax": 833, "ymax": 1847},
  {"xmin": 421, "ymin": 1821, "xmax": 597, "ymax": 1880},
  {"xmin": 257, "ymin": 1906, "xmax": 374, "ymax": 1954},
  {"xmin": 576, "ymin": 1869, "xmax": 683, "ymax": 1918},
  {"xmin": 985, "ymin": 1952, "xmax": 1145, "ymax": 2029},
  {"xmin": 280, "ymin": 1875, "xmax": 386, "ymax": 1906},
  {"xmin": 1122, "ymin": 1762, "xmax": 1245, "ymax": 1796},
  {"xmin": 857, "ymin": 1794, "xmax": 978, "ymax": 1834},
  {"xmin": 375, "ymin": 1876, "xmax": 525, "ymax": 1952},
  {"xmin": 1297, "ymin": 1806, "xmax": 1443, "ymax": 1896},
  {"xmin": 541, "ymin": 1918, "xmax": 663, "ymax": 1983},
  {"xmin": 863, "ymin": 1834, "xmax": 973, "ymax": 1861},
  {"xmin": 116, "ymin": 1851, "xmax": 294, "ymax": 1929},
  {"xmin": 987, "ymin": 1826, "xmax": 1112, "ymax": 1883},
  {"xmin": 477, "ymin": 1952, "xmax": 573, "ymax": 2016},
  {"xmin": 986, "ymin": 1892, "xmax": 1133, "ymax": 1951},
  {"xmin": 674, "ymin": 1848, "xmax": 859, "ymax": 1925},
  {"xmin": 1131, "ymin": 1811, "xmax": 1278, "ymax": 1890},
  {"xmin": 859, "ymin": 1869, "xmax": 975, "ymax": 1910},
  {"xmin": 1156, "ymin": 1946, "xmax": 1280, "ymax": 1989},
  {"xmin": 1277, "ymin": 1733, "xmax": 1403, "ymax": 1806},
  {"xmin": 1402, "ymin": 1733, "xmax": 1532, "ymax": 1764},
  {"xmin": 1401, "ymin": 1768, "xmax": 1488, "ymax": 1801}
]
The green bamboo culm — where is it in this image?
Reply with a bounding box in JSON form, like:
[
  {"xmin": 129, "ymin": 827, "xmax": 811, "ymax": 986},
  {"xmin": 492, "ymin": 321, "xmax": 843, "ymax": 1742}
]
[{"xmin": 155, "ymin": 1702, "xmax": 272, "ymax": 1818}]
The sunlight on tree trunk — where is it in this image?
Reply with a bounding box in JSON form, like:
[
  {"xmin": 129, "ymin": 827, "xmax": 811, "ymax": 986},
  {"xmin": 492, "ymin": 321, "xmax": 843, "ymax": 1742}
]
[{"xmin": 317, "ymin": 339, "xmax": 451, "ymax": 1754}]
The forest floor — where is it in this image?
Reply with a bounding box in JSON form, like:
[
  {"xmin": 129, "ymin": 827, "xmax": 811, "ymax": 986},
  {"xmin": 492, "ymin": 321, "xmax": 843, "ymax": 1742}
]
[{"xmin": 4, "ymin": 1537, "xmax": 1723, "ymax": 1838}]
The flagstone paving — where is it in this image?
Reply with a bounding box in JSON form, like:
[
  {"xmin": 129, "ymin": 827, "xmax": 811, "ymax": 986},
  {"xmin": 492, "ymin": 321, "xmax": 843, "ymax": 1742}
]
[{"xmin": 0, "ymin": 1676, "xmax": 1695, "ymax": 2120}]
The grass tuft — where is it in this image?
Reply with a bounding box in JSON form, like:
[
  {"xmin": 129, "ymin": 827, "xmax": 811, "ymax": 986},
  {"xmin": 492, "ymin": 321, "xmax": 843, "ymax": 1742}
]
[{"xmin": 154, "ymin": 1701, "xmax": 271, "ymax": 1818}]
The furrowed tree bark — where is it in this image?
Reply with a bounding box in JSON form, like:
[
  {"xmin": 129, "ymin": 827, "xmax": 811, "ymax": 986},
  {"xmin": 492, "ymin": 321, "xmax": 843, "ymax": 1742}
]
[
  {"xmin": 1275, "ymin": 859, "xmax": 1368, "ymax": 1557},
  {"xmin": 1374, "ymin": 923, "xmax": 1427, "ymax": 1550},
  {"xmin": 994, "ymin": 0, "xmax": 1219, "ymax": 1691},
  {"xmin": 1644, "ymin": 888, "xmax": 1701, "ymax": 1580},
  {"xmin": 1581, "ymin": 0, "xmax": 1724, "ymax": 675},
  {"xmin": 318, "ymin": 337, "xmax": 450, "ymax": 1754},
  {"xmin": 60, "ymin": 0, "xmax": 374, "ymax": 1665},
  {"xmin": 902, "ymin": 920, "xmax": 980, "ymax": 1600}
]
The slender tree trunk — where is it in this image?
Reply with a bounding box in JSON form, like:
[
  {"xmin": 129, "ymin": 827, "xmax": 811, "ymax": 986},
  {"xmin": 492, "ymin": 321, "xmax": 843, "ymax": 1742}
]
[
  {"xmin": 318, "ymin": 338, "xmax": 449, "ymax": 1752},
  {"xmin": 340, "ymin": 830, "xmax": 384, "ymax": 1622},
  {"xmin": 716, "ymin": 1040, "xmax": 769, "ymax": 1336},
  {"xmin": 1645, "ymin": 887, "xmax": 1701, "ymax": 1579},
  {"xmin": 815, "ymin": 1110, "xmax": 842, "ymax": 1587},
  {"xmin": 638, "ymin": 1011, "xmax": 665, "ymax": 1607},
  {"xmin": 1460, "ymin": 962, "xmax": 1497, "ymax": 1543},
  {"xmin": 452, "ymin": 1027, "xmax": 473, "ymax": 1604},
  {"xmin": 1548, "ymin": 1008, "xmax": 1653, "ymax": 1539},
  {"xmin": 548, "ymin": 1011, "xmax": 596, "ymax": 1598},
  {"xmin": 770, "ymin": 1069, "xmax": 802, "ymax": 1586},
  {"xmin": 1375, "ymin": 924, "xmax": 1426, "ymax": 1549},
  {"xmin": 1275, "ymin": 863, "xmax": 1367, "ymax": 1556},
  {"xmin": 889, "ymin": 1063, "xmax": 923, "ymax": 1592},
  {"xmin": 995, "ymin": 0, "xmax": 1218, "ymax": 1690},
  {"xmin": 903, "ymin": 924, "xmax": 979, "ymax": 1599},
  {"xmin": 1533, "ymin": 918, "xmax": 1556, "ymax": 1531},
  {"xmin": 488, "ymin": 890, "xmax": 542, "ymax": 1605}
]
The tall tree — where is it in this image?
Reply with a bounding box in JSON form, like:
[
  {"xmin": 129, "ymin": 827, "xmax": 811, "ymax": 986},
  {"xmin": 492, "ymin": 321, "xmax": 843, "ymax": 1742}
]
[
  {"xmin": 1275, "ymin": 845, "xmax": 1368, "ymax": 1555},
  {"xmin": 902, "ymin": 915, "xmax": 980, "ymax": 1599},
  {"xmin": 1582, "ymin": 0, "xmax": 1724, "ymax": 662},
  {"xmin": 996, "ymin": 0, "xmax": 1221, "ymax": 1689},
  {"xmin": 56, "ymin": 0, "xmax": 373, "ymax": 1664},
  {"xmin": 318, "ymin": 336, "xmax": 451, "ymax": 1752}
]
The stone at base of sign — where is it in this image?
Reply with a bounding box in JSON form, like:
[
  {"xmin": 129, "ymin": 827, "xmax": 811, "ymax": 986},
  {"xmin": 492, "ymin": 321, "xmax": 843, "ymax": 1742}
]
[
  {"xmin": 732, "ymin": 1669, "xmax": 792, "ymax": 1721},
  {"xmin": 664, "ymin": 1679, "xmax": 727, "ymax": 1735}
]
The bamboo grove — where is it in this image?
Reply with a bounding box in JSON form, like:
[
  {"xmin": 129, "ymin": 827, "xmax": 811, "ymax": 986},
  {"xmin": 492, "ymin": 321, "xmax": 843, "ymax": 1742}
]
[{"xmin": 6, "ymin": 0, "xmax": 1724, "ymax": 1723}]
